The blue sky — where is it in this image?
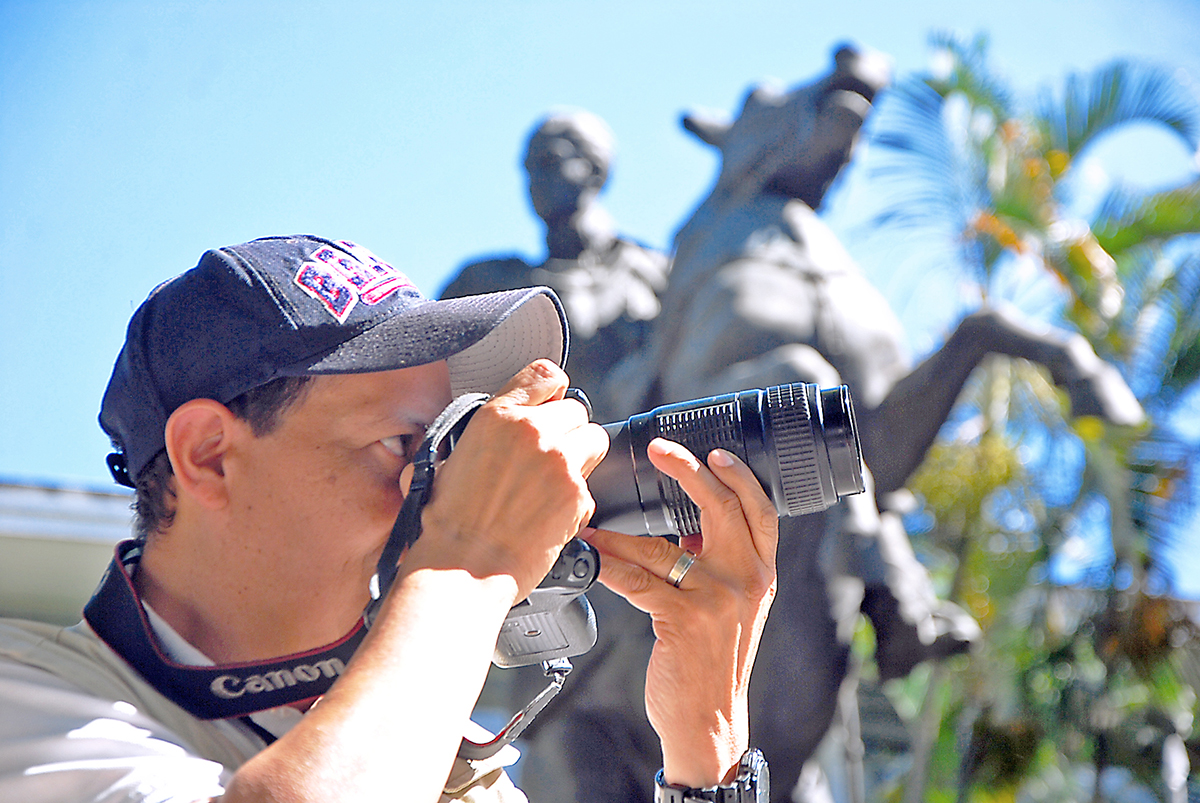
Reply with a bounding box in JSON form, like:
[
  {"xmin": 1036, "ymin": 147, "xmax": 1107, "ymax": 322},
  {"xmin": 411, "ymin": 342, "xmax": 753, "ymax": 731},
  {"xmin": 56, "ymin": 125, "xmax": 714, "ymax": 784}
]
[{"xmin": 3, "ymin": 0, "xmax": 1198, "ymax": 493}]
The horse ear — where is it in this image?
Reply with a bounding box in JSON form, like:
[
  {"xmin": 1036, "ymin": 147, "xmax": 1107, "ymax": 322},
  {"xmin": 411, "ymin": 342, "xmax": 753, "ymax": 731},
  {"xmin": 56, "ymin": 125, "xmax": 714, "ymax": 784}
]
[{"xmin": 681, "ymin": 112, "xmax": 730, "ymax": 147}]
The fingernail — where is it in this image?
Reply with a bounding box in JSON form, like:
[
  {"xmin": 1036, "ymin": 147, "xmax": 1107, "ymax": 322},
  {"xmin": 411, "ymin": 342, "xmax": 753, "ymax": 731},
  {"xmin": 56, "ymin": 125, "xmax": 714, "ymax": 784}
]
[{"xmin": 709, "ymin": 449, "xmax": 734, "ymax": 467}]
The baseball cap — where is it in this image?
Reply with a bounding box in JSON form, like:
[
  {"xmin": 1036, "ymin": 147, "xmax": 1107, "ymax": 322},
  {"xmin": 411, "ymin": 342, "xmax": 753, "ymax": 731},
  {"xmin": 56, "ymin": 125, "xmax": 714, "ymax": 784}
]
[{"xmin": 100, "ymin": 235, "xmax": 568, "ymax": 488}]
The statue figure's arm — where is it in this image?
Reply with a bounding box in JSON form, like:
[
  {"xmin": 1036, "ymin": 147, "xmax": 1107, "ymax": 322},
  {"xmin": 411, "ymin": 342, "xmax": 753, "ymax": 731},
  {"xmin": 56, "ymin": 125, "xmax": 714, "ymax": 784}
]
[
  {"xmin": 860, "ymin": 306, "xmax": 1144, "ymax": 496},
  {"xmin": 438, "ymin": 257, "xmax": 533, "ymax": 300}
]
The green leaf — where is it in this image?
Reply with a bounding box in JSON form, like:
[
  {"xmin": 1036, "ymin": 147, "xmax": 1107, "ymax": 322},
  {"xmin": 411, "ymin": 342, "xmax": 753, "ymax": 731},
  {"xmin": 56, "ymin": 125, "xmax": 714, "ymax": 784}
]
[
  {"xmin": 1167, "ymin": 330, "xmax": 1200, "ymax": 389},
  {"xmin": 1094, "ymin": 181, "xmax": 1200, "ymax": 256}
]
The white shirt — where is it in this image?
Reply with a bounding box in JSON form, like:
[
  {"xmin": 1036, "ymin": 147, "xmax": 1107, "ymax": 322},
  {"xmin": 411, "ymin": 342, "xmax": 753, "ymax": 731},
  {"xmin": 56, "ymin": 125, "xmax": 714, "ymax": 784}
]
[
  {"xmin": 0, "ymin": 616, "xmax": 236, "ymax": 802},
  {"xmin": 0, "ymin": 614, "xmax": 523, "ymax": 802}
]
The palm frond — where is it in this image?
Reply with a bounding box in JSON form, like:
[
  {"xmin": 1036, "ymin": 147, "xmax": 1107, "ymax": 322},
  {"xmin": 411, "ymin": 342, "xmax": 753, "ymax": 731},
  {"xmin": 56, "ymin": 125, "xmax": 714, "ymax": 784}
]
[
  {"xmin": 1163, "ymin": 251, "xmax": 1200, "ymax": 391},
  {"xmin": 1119, "ymin": 249, "xmax": 1200, "ymax": 394},
  {"xmin": 1037, "ymin": 61, "xmax": 1200, "ymax": 162},
  {"xmin": 1093, "ymin": 180, "xmax": 1200, "ymax": 257},
  {"xmin": 864, "ymin": 78, "xmax": 987, "ymax": 250},
  {"xmin": 1168, "ymin": 331, "xmax": 1200, "ymax": 391},
  {"xmin": 925, "ymin": 30, "xmax": 1014, "ymax": 119},
  {"xmin": 1108, "ymin": 238, "xmax": 1161, "ymax": 313}
]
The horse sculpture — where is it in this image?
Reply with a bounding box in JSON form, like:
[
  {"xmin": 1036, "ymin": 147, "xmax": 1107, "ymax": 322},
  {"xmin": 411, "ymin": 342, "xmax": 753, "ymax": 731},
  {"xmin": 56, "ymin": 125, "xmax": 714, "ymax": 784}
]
[
  {"xmin": 576, "ymin": 42, "xmax": 1144, "ymax": 802},
  {"xmin": 447, "ymin": 46, "xmax": 1143, "ymax": 802}
]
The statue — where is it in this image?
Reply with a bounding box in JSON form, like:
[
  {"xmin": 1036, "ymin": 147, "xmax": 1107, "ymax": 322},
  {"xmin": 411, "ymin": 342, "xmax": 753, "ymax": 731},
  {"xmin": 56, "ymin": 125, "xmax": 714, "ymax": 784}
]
[
  {"xmin": 583, "ymin": 43, "xmax": 1143, "ymax": 802},
  {"xmin": 441, "ymin": 50, "xmax": 1143, "ymax": 801},
  {"xmin": 439, "ymin": 110, "xmax": 671, "ymax": 803},
  {"xmin": 440, "ymin": 109, "xmax": 669, "ymax": 422}
]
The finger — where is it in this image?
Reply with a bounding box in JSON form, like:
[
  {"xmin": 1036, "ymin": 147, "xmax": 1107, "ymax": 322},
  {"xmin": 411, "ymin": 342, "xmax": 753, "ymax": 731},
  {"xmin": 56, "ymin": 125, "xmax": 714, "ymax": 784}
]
[
  {"xmin": 594, "ymin": 556, "xmax": 682, "ymax": 614},
  {"xmin": 703, "ymin": 449, "xmax": 778, "ymax": 564},
  {"xmin": 475, "ymin": 396, "xmax": 605, "ymax": 474},
  {"xmin": 585, "ymin": 528, "xmax": 691, "ymax": 589},
  {"xmin": 564, "ymin": 421, "xmax": 611, "ymax": 477},
  {"xmin": 509, "ymin": 395, "xmax": 593, "ymax": 433},
  {"xmin": 490, "ymin": 359, "xmax": 568, "ymax": 408},
  {"xmin": 645, "ymin": 438, "xmax": 745, "ymax": 559},
  {"xmin": 584, "ymin": 529, "xmax": 698, "ymax": 610}
]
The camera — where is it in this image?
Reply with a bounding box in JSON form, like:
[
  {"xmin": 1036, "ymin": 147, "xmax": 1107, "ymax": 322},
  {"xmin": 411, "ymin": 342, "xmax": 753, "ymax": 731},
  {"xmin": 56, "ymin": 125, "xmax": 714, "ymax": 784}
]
[{"xmin": 497, "ymin": 381, "xmax": 865, "ymax": 667}]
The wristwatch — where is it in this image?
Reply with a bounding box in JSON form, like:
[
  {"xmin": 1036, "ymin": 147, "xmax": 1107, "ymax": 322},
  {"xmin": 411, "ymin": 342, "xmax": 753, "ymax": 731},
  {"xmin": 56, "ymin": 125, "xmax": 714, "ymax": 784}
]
[{"xmin": 654, "ymin": 749, "xmax": 769, "ymax": 803}]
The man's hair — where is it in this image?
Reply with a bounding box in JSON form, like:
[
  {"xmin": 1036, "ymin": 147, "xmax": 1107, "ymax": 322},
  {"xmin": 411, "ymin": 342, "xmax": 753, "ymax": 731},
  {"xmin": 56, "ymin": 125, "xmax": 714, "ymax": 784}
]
[{"xmin": 132, "ymin": 376, "xmax": 313, "ymax": 539}]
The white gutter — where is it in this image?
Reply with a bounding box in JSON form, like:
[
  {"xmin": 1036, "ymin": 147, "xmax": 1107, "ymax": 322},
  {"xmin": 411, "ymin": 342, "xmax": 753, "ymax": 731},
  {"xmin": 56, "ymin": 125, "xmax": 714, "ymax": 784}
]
[{"xmin": 0, "ymin": 480, "xmax": 134, "ymax": 625}]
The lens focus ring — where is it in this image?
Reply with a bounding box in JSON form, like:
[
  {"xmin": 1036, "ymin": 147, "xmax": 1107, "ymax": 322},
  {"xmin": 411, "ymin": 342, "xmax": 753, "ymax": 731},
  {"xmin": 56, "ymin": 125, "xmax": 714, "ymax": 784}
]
[{"xmin": 765, "ymin": 384, "xmax": 831, "ymax": 516}]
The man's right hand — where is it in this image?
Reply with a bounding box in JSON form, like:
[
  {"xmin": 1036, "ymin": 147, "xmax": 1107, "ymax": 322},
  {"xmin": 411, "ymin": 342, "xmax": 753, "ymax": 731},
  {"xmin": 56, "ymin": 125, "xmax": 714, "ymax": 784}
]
[{"xmin": 405, "ymin": 358, "xmax": 610, "ymax": 603}]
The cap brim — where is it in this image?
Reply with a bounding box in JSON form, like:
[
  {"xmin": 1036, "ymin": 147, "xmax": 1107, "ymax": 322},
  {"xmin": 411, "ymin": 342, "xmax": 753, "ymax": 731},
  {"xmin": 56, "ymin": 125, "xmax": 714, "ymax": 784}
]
[{"xmin": 293, "ymin": 286, "xmax": 568, "ymax": 396}]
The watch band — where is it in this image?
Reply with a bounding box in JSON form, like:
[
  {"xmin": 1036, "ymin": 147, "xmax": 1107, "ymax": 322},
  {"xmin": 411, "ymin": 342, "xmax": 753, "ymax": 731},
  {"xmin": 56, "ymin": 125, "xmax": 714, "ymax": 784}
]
[{"xmin": 653, "ymin": 749, "xmax": 769, "ymax": 803}]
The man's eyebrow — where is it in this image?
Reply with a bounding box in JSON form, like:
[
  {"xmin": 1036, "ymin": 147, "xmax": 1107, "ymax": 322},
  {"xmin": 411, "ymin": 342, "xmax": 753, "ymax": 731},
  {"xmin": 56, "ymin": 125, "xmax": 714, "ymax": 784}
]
[{"xmin": 365, "ymin": 409, "xmax": 435, "ymax": 432}]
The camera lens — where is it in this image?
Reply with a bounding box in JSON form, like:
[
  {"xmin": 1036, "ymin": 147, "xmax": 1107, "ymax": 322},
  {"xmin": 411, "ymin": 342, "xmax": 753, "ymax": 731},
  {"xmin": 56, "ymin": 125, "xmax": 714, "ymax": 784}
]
[{"xmin": 588, "ymin": 383, "xmax": 865, "ymax": 537}]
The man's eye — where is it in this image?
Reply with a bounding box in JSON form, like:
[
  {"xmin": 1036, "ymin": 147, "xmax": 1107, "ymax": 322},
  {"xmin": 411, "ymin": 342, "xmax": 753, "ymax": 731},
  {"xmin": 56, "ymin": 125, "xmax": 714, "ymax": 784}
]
[{"xmin": 380, "ymin": 435, "xmax": 414, "ymax": 459}]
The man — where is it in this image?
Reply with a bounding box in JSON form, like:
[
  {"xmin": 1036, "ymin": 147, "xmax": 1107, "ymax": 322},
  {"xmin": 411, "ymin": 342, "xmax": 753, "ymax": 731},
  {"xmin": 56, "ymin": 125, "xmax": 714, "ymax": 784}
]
[
  {"xmin": 441, "ymin": 110, "xmax": 668, "ymax": 421},
  {"xmin": 0, "ymin": 235, "xmax": 777, "ymax": 802}
]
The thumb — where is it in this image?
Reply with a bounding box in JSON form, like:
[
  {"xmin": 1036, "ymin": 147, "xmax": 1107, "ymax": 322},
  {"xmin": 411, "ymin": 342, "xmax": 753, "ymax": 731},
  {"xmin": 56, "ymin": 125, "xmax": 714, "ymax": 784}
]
[{"xmin": 490, "ymin": 359, "xmax": 568, "ymax": 408}]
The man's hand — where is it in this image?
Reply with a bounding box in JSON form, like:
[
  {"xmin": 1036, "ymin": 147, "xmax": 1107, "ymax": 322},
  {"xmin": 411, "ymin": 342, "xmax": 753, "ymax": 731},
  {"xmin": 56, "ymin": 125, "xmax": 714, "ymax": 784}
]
[
  {"xmin": 583, "ymin": 439, "xmax": 778, "ymax": 788},
  {"xmin": 406, "ymin": 359, "xmax": 610, "ymax": 603}
]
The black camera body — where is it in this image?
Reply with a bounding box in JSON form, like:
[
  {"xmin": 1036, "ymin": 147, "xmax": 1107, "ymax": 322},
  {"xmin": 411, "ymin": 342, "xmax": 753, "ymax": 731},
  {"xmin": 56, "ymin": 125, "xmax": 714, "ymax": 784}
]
[
  {"xmin": 493, "ymin": 381, "xmax": 865, "ymax": 668},
  {"xmin": 495, "ymin": 537, "xmax": 600, "ymax": 668}
]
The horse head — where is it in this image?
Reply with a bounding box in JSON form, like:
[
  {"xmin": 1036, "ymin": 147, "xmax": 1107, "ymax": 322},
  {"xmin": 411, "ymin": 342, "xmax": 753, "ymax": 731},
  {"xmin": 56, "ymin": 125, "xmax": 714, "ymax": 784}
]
[{"xmin": 681, "ymin": 43, "xmax": 891, "ymax": 211}]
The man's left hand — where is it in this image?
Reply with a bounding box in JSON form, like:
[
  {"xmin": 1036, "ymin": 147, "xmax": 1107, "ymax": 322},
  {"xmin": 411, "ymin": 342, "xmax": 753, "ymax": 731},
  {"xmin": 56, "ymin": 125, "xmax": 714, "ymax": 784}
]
[{"xmin": 582, "ymin": 438, "xmax": 778, "ymax": 789}]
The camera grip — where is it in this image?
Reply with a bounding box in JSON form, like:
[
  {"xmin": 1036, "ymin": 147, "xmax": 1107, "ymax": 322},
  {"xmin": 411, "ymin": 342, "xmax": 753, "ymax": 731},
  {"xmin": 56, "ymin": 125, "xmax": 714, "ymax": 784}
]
[{"xmin": 493, "ymin": 537, "xmax": 600, "ymax": 668}]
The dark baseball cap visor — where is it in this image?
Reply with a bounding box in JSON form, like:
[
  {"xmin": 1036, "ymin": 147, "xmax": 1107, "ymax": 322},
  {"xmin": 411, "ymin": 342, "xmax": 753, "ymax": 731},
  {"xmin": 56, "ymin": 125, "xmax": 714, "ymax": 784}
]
[{"xmin": 294, "ymin": 286, "xmax": 568, "ymax": 397}]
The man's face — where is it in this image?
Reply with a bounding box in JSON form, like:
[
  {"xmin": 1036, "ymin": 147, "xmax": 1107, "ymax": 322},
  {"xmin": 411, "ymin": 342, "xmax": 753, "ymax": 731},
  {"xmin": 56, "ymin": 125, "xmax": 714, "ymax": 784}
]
[
  {"xmin": 525, "ymin": 133, "xmax": 603, "ymax": 225},
  {"xmin": 225, "ymin": 361, "xmax": 453, "ymax": 601}
]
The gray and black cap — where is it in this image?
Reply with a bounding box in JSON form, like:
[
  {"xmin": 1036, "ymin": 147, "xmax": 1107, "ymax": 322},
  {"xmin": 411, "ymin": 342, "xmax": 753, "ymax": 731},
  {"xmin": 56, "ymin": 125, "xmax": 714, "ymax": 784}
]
[{"xmin": 100, "ymin": 234, "xmax": 568, "ymax": 487}]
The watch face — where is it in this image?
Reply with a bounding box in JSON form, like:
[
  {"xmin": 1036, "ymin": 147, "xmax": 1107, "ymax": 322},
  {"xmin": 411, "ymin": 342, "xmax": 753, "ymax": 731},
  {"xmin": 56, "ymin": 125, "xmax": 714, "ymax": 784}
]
[
  {"xmin": 755, "ymin": 763, "xmax": 770, "ymax": 803},
  {"xmin": 740, "ymin": 749, "xmax": 768, "ymax": 803},
  {"xmin": 653, "ymin": 751, "xmax": 769, "ymax": 803}
]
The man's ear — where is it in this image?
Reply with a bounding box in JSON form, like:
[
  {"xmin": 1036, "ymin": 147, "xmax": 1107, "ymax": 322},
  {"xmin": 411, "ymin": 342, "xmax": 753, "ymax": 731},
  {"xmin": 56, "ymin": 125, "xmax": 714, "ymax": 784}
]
[{"xmin": 163, "ymin": 399, "xmax": 241, "ymax": 510}]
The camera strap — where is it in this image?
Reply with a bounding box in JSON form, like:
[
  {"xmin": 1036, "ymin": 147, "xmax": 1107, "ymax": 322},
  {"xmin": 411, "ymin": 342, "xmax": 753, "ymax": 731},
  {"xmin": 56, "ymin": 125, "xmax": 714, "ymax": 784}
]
[
  {"xmin": 84, "ymin": 393, "xmax": 575, "ymax": 751},
  {"xmin": 366, "ymin": 391, "xmax": 492, "ymax": 621},
  {"xmin": 84, "ymin": 540, "xmax": 366, "ymax": 720},
  {"xmin": 456, "ymin": 657, "xmax": 572, "ymax": 760},
  {"xmin": 365, "ymin": 391, "xmax": 576, "ymax": 760}
]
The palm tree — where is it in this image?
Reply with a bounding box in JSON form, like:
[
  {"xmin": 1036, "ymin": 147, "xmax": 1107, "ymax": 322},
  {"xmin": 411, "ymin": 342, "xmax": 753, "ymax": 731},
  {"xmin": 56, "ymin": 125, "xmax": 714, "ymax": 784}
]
[{"xmin": 841, "ymin": 32, "xmax": 1200, "ymax": 802}]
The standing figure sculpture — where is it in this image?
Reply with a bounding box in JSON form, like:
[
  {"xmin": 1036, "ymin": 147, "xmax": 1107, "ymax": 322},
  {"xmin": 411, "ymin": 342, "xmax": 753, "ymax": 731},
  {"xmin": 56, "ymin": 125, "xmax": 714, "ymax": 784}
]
[
  {"xmin": 440, "ymin": 110, "xmax": 671, "ymax": 802},
  {"xmin": 441, "ymin": 109, "xmax": 669, "ymax": 422},
  {"xmin": 591, "ymin": 43, "xmax": 1144, "ymax": 802}
]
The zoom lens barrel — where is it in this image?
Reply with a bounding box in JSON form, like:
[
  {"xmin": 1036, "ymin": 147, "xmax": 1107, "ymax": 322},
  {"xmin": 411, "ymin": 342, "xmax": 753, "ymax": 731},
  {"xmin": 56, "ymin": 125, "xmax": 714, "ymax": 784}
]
[{"xmin": 588, "ymin": 383, "xmax": 865, "ymax": 537}]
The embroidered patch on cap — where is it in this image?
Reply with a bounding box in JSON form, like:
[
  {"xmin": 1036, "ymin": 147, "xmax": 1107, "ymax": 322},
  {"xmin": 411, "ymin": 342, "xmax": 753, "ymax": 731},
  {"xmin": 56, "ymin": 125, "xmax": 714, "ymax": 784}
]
[{"xmin": 293, "ymin": 241, "xmax": 416, "ymax": 322}]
